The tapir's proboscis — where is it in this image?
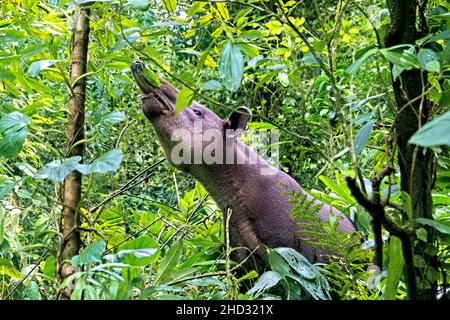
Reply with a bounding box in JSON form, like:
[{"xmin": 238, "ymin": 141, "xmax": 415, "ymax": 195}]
[{"xmin": 131, "ymin": 62, "xmax": 355, "ymax": 273}]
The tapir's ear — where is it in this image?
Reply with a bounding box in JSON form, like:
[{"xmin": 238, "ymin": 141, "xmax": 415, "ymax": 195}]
[{"xmin": 225, "ymin": 106, "xmax": 252, "ymax": 137}]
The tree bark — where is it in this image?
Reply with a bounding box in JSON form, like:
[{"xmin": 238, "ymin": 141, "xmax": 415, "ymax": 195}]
[
  {"xmin": 385, "ymin": 0, "xmax": 437, "ymax": 299},
  {"xmin": 59, "ymin": 6, "xmax": 90, "ymax": 298}
]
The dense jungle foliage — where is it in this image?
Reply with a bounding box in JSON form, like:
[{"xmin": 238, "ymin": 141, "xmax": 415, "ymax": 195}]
[{"xmin": 0, "ymin": 0, "xmax": 450, "ymax": 300}]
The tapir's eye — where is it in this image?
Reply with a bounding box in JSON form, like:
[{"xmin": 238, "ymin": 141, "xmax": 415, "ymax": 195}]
[{"xmin": 192, "ymin": 109, "xmax": 202, "ymax": 117}]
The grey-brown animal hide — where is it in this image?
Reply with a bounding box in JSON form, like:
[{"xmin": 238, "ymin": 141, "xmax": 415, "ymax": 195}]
[{"xmin": 131, "ymin": 62, "xmax": 355, "ymax": 272}]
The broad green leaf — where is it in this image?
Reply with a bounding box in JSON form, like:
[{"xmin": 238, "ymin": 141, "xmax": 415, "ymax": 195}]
[
  {"xmin": 0, "ymin": 29, "xmax": 27, "ymax": 42},
  {"xmin": 72, "ymin": 241, "xmax": 106, "ymax": 266},
  {"xmin": 175, "ymin": 87, "xmax": 194, "ymax": 113},
  {"xmin": 202, "ymin": 80, "xmax": 223, "ymax": 91},
  {"xmin": 416, "ymin": 228, "xmax": 428, "ymax": 242},
  {"xmin": 267, "ymin": 248, "xmax": 291, "ymax": 276},
  {"xmin": 416, "ymin": 218, "xmax": 450, "ymax": 235},
  {"xmin": 318, "ymin": 175, "xmax": 354, "ymax": 204},
  {"xmin": 28, "ymin": 60, "xmax": 60, "ymax": 77},
  {"xmin": 43, "ymin": 255, "xmax": 56, "ymax": 279},
  {"xmin": 127, "ymin": 0, "xmax": 150, "ymax": 9},
  {"xmin": 248, "ymin": 122, "xmax": 277, "ymax": 131},
  {"xmin": 104, "ymin": 111, "xmax": 126, "ymax": 125},
  {"xmin": 0, "ymin": 176, "xmax": 16, "ymax": 199},
  {"xmin": 409, "ymin": 111, "xmax": 450, "ymax": 147},
  {"xmin": 346, "ymin": 46, "xmax": 377, "ymax": 75},
  {"xmin": 219, "ymin": 41, "xmax": 244, "ymax": 92},
  {"xmin": 34, "ymin": 156, "xmax": 81, "ymax": 182},
  {"xmin": 273, "ymin": 247, "xmax": 316, "ymax": 280},
  {"xmin": 116, "ymin": 249, "xmax": 158, "ymax": 266},
  {"xmin": 20, "ymin": 43, "xmax": 47, "ymax": 60},
  {"xmin": 22, "ymin": 281, "xmax": 42, "ymax": 300},
  {"xmin": 354, "ymin": 120, "xmax": 374, "ymax": 155},
  {"xmin": 384, "ymin": 236, "xmax": 404, "ymax": 300},
  {"xmin": 236, "ymin": 42, "xmax": 260, "ymax": 58},
  {"xmin": 117, "ymin": 235, "xmax": 160, "ymax": 266},
  {"xmin": 425, "ymin": 30, "xmax": 450, "ymax": 44},
  {"xmin": 154, "ymin": 241, "xmax": 183, "ymax": 284},
  {"xmin": 0, "ymin": 66, "xmax": 16, "ymax": 80},
  {"xmin": 0, "ymin": 112, "xmax": 31, "ymax": 159},
  {"xmin": 0, "ymin": 258, "xmax": 23, "ymax": 279},
  {"xmin": 162, "ymin": 0, "xmax": 177, "ymax": 12},
  {"xmin": 216, "ymin": 2, "xmax": 230, "ymax": 20},
  {"xmin": 286, "ymin": 274, "xmax": 330, "ymax": 300},
  {"xmin": 265, "ymin": 20, "xmax": 284, "ymax": 35},
  {"xmin": 380, "ymin": 46, "xmax": 420, "ymax": 69},
  {"xmin": 247, "ymin": 271, "xmax": 282, "ymax": 298},
  {"xmin": 433, "ymin": 193, "xmax": 450, "ymax": 205},
  {"xmin": 76, "ymin": 149, "xmax": 123, "ymax": 175},
  {"xmin": 417, "ymin": 48, "xmax": 440, "ymax": 73}
]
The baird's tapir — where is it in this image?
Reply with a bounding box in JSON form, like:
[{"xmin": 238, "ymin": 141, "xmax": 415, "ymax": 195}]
[{"xmin": 131, "ymin": 62, "xmax": 355, "ymax": 272}]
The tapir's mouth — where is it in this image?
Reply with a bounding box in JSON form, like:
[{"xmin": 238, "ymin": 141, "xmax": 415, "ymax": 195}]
[{"xmin": 131, "ymin": 62, "xmax": 176, "ymax": 119}]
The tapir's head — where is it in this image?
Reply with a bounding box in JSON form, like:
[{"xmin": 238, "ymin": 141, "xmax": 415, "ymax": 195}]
[{"xmin": 131, "ymin": 62, "xmax": 252, "ymax": 170}]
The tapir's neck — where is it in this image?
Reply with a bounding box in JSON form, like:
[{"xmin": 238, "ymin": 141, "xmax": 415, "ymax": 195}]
[{"xmin": 188, "ymin": 140, "xmax": 299, "ymax": 215}]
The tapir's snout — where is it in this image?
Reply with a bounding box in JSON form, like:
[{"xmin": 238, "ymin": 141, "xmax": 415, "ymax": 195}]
[{"xmin": 131, "ymin": 62, "xmax": 178, "ymax": 120}]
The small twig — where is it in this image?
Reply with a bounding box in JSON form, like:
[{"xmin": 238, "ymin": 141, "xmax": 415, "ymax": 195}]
[
  {"xmin": 115, "ymin": 119, "xmax": 136, "ymax": 149},
  {"xmin": 104, "ymin": 216, "xmax": 164, "ymax": 254}
]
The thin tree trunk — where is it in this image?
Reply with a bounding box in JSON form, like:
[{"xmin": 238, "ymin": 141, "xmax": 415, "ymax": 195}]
[
  {"xmin": 385, "ymin": 0, "xmax": 437, "ymax": 300},
  {"xmin": 59, "ymin": 6, "xmax": 90, "ymax": 298}
]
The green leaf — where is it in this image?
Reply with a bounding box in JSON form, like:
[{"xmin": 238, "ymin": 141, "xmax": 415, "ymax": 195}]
[
  {"xmin": 380, "ymin": 46, "xmax": 420, "ymax": 69},
  {"xmin": 433, "ymin": 193, "xmax": 450, "ymax": 205},
  {"xmin": 416, "ymin": 218, "xmax": 450, "ymax": 235},
  {"xmin": 267, "ymin": 248, "xmax": 291, "ymax": 276},
  {"xmin": 104, "ymin": 111, "xmax": 126, "ymax": 125},
  {"xmin": 0, "ymin": 112, "xmax": 31, "ymax": 159},
  {"xmin": 286, "ymin": 274, "xmax": 329, "ymax": 300},
  {"xmin": 409, "ymin": 111, "xmax": 450, "ymax": 147},
  {"xmin": 162, "ymin": 0, "xmax": 177, "ymax": 12},
  {"xmin": 0, "ymin": 66, "xmax": 16, "ymax": 80},
  {"xmin": 354, "ymin": 120, "xmax": 374, "ymax": 155},
  {"xmin": 72, "ymin": 241, "xmax": 106, "ymax": 266},
  {"xmin": 0, "ymin": 176, "xmax": 16, "ymax": 199},
  {"xmin": 425, "ymin": 30, "xmax": 450, "ymax": 44},
  {"xmin": 318, "ymin": 175, "xmax": 354, "ymax": 204},
  {"xmin": 154, "ymin": 241, "xmax": 183, "ymax": 284},
  {"xmin": 0, "ymin": 29, "xmax": 27, "ymax": 42},
  {"xmin": 22, "ymin": 281, "xmax": 42, "ymax": 300},
  {"xmin": 127, "ymin": 0, "xmax": 150, "ymax": 9},
  {"xmin": 416, "ymin": 228, "xmax": 428, "ymax": 242},
  {"xmin": 216, "ymin": 2, "xmax": 230, "ymax": 20},
  {"xmin": 0, "ymin": 258, "xmax": 23, "ymax": 279},
  {"xmin": 346, "ymin": 46, "xmax": 377, "ymax": 75},
  {"xmin": 219, "ymin": 41, "xmax": 244, "ymax": 92},
  {"xmin": 247, "ymin": 271, "xmax": 282, "ymax": 298},
  {"xmin": 175, "ymin": 87, "xmax": 194, "ymax": 113},
  {"xmin": 34, "ymin": 156, "xmax": 81, "ymax": 182},
  {"xmin": 202, "ymin": 80, "xmax": 223, "ymax": 91},
  {"xmin": 417, "ymin": 48, "xmax": 440, "ymax": 72},
  {"xmin": 273, "ymin": 247, "xmax": 316, "ymax": 280},
  {"xmin": 43, "ymin": 255, "xmax": 56, "ymax": 279},
  {"xmin": 401, "ymin": 192, "xmax": 413, "ymax": 220},
  {"xmin": 117, "ymin": 235, "xmax": 160, "ymax": 266},
  {"xmin": 236, "ymin": 42, "xmax": 260, "ymax": 58},
  {"xmin": 76, "ymin": 149, "xmax": 123, "ymax": 175},
  {"xmin": 384, "ymin": 236, "xmax": 404, "ymax": 300},
  {"xmin": 28, "ymin": 60, "xmax": 60, "ymax": 77}
]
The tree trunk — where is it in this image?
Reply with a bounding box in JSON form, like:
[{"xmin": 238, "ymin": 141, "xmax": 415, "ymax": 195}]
[
  {"xmin": 385, "ymin": 0, "xmax": 437, "ymax": 299},
  {"xmin": 59, "ymin": 7, "xmax": 90, "ymax": 298}
]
